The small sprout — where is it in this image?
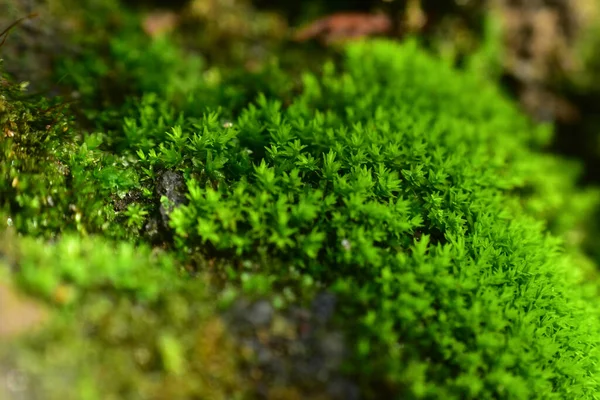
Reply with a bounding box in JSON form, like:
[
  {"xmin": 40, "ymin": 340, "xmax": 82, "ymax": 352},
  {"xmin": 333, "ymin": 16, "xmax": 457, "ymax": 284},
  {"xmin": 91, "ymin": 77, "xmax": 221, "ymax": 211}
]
[{"xmin": 124, "ymin": 203, "xmax": 149, "ymax": 230}]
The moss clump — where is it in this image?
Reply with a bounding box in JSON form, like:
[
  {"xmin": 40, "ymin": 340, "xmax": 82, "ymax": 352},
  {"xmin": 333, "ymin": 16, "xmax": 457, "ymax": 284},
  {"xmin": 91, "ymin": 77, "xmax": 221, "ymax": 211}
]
[
  {"xmin": 121, "ymin": 39, "xmax": 600, "ymax": 398},
  {"xmin": 0, "ymin": 62, "xmax": 143, "ymax": 239},
  {"xmin": 2, "ymin": 4, "xmax": 600, "ymax": 397}
]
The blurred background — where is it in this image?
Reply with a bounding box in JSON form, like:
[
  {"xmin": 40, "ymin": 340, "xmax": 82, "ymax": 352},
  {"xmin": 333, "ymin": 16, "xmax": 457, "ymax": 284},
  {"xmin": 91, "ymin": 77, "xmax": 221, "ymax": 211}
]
[{"xmin": 2, "ymin": 0, "xmax": 600, "ymax": 181}]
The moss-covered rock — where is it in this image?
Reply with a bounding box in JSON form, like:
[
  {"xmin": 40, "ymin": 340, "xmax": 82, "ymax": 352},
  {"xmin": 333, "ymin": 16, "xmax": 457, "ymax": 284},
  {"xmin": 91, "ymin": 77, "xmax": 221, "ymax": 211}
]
[{"xmin": 129, "ymin": 38, "xmax": 600, "ymax": 398}]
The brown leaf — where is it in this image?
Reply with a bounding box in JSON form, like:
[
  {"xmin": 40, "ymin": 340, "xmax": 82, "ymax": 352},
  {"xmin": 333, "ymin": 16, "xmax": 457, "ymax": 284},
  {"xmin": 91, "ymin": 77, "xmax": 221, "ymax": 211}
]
[
  {"xmin": 293, "ymin": 12, "xmax": 392, "ymax": 44},
  {"xmin": 142, "ymin": 11, "xmax": 179, "ymax": 38}
]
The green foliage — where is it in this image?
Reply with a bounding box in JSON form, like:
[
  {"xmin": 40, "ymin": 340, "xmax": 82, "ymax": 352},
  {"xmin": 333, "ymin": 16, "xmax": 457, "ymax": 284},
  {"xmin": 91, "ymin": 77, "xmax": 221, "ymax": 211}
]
[
  {"xmin": 53, "ymin": 14, "xmax": 296, "ymax": 154},
  {"xmin": 7, "ymin": 232, "xmax": 180, "ymax": 303},
  {"xmin": 57, "ymin": 31, "xmax": 205, "ymax": 109},
  {"xmin": 123, "ymin": 203, "xmax": 149, "ymax": 230},
  {"xmin": 0, "ymin": 65, "xmax": 142, "ymax": 239},
  {"xmin": 3, "ymin": 3, "xmax": 600, "ymax": 395},
  {"xmin": 0, "ymin": 231, "xmax": 249, "ymax": 400},
  {"xmin": 119, "ymin": 39, "xmax": 600, "ymax": 398}
]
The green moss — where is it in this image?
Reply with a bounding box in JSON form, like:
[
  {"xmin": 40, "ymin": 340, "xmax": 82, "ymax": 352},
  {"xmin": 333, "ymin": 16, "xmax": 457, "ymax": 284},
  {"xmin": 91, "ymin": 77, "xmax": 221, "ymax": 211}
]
[
  {"xmin": 122, "ymin": 39, "xmax": 600, "ymax": 398},
  {"xmin": 56, "ymin": 30, "xmax": 206, "ymax": 112},
  {"xmin": 0, "ymin": 64, "xmax": 142, "ymax": 239},
  {"xmin": 0, "ymin": 230, "xmax": 250, "ymax": 400},
  {"xmin": 2, "ymin": 5, "xmax": 600, "ymax": 397}
]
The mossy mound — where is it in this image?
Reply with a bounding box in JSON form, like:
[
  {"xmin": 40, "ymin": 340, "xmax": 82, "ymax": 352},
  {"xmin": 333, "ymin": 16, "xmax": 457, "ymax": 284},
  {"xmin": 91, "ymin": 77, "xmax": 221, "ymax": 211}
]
[
  {"xmin": 0, "ymin": 231, "xmax": 251, "ymax": 400},
  {"xmin": 0, "ymin": 62, "xmax": 140, "ymax": 239},
  {"xmin": 2, "ymin": 12, "xmax": 600, "ymax": 398},
  {"xmin": 138, "ymin": 39, "xmax": 600, "ymax": 398}
]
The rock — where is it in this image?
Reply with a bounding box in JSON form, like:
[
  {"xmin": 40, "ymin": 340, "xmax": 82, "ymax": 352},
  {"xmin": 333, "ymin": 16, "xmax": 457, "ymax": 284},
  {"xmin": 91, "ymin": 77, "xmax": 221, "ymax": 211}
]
[
  {"xmin": 155, "ymin": 170, "xmax": 188, "ymax": 231},
  {"xmin": 224, "ymin": 295, "xmax": 357, "ymax": 399}
]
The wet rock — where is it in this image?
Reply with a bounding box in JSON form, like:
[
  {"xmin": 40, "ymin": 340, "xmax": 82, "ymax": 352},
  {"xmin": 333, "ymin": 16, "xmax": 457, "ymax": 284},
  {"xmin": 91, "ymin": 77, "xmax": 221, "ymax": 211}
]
[
  {"xmin": 318, "ymin": 332, "xmax": 346, "ymax": 368},
  {"xmin": 155, "ymin": 170, "xmax": 188, "ymax": 231},
  {"xmin": 494, "ymin": 0, "xmax": 597, "ymax": 122}
]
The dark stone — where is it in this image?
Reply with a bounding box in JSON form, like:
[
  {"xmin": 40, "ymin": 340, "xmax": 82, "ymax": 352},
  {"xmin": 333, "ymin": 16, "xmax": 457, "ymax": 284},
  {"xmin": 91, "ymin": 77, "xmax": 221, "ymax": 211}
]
[
  {"xmin": 154, "ymin": 170, "xmax": 188, "ymax": 231},
  {"xmin": 224, "ymin": 295, "xmax": 354, "ymax": 399},
  {"xmin": 311, "ymin": 292, "xmax": 337, "ymax": 324}
]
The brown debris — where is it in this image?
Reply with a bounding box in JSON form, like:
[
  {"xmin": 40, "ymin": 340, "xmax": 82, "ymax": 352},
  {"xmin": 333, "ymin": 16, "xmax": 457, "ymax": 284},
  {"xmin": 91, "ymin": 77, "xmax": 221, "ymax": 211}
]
[
  {"xmin": 493, "ymin": 0, "xmax": 598, "ymax": 122},
  {"xmin": 293, "ymin": 12, "xmax": 393, "ymax": 45},
  {"xmin": 498, "ymin": 4, "xmax": 567, "ymax": 84},
  {"xmin": 142, "ymin": 10, "xmax": 180, "ymax": 38},
  {"xmin": 520, "ymin": 84, "xmax": 580, "ymax": 123}
]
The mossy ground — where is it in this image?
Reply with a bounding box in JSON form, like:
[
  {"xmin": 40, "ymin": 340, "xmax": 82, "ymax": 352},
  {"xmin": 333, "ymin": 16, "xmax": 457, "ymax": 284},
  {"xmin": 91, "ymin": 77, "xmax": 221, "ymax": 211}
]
[{"xmin": 2, "ymin": 1, "xmax": 600, "ymax": 399}]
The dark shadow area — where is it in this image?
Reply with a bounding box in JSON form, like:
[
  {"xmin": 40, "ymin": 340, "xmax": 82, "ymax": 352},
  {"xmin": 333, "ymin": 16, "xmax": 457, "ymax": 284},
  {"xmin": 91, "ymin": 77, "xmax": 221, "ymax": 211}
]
[{"xmin": 552, "ymin": 91, "xmax": 600, "ymax": 185}]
